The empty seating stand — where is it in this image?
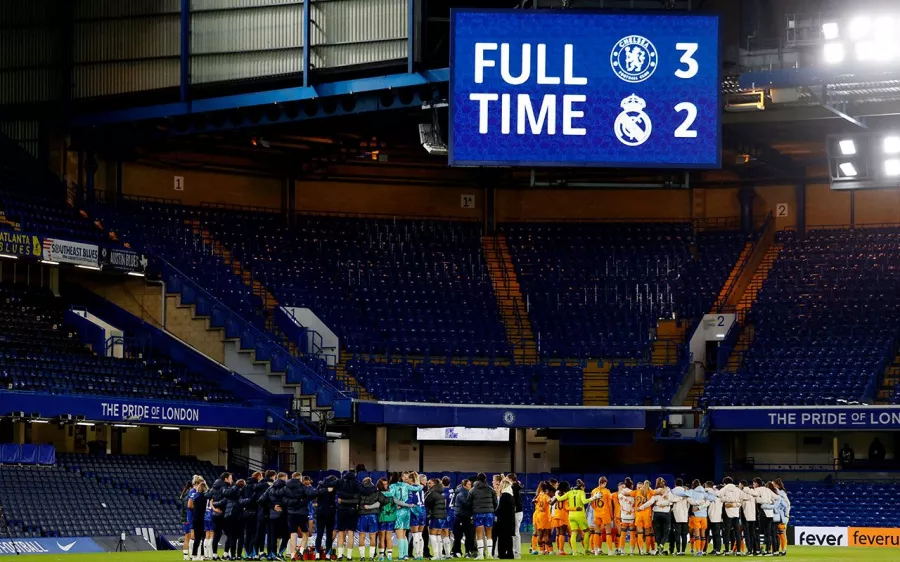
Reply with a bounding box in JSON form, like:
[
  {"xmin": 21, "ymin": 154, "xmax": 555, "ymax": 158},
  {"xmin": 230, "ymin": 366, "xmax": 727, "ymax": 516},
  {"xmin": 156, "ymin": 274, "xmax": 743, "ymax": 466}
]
[
  {"xmin": 0, "ymin": 283, "xmax": 236, "ymax": 403},
  {"xmin": 0, "ymin": 444, "xmax": 55, "ymax": 466},
  {"xmin": 0, "ymin": 454, "xmax": 223, "ymax": 539},
  {"xmin": 787, "ymin": 481, "xmax": 895, "ymax": 528},
  {"xmin": 504, "ymin": 223, "xmax": 747, "ymax": 360},
  {"xmin": 704, "ymin": 228, "xmax": 900, "ymax": 406}
]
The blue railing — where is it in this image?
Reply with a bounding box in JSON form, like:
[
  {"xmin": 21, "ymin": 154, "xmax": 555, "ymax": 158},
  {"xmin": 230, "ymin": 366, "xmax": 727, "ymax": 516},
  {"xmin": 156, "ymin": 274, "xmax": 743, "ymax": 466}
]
[{"xmin": 158, "ymin": 258, "xmax": 352, "ymax": 417}]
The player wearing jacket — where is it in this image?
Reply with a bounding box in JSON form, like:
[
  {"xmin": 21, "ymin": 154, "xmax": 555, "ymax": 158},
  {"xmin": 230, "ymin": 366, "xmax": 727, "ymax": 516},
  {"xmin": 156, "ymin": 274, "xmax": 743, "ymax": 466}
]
[
  {"xmin": 335, "ymin": 470, "xmax": 364, "ymax": 560},
  {"xmin": 668, "ymin": 479, "xmax": 691, "ymax": 556},
  {"xmin": 466, "ymin": 473, "xmax": 498, "ymax": 560},
  {"xmin": 718, "ymin": 477, "xmax": 743, "ymax": 554},
  {"xmin": 256, "ymin": 471, "xmax": 277, "ymax": 559},
  {"xmin": 424, "ymin": 479, "xmax": 448, "ymax": 561},
  {"xmin": 241, "ymin": 473, "xmax": 263, "ymax": 561}
]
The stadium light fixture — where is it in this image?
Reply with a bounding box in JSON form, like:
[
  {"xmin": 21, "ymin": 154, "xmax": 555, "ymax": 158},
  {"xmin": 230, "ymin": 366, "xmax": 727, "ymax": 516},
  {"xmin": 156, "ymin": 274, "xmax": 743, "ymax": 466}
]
[
  {"xmin": 885, "ymin": 136, "xmax": 900, "ymax": 153},
  {"xmin": 126, "ymin": 271, "xmax": 145, "ymax": 277},
  {"xmin": 238, "ymin": 430, "xmax": 257, "ymax": 435},
  {"xmin": 161, "ymin": 426, "xmax": 181, "ymax": 431},
  {"xmin": 874, "ymin": 16, "xmax": 895, "ymax": 40},
  {"xmin": 113, "ymin": 423, "xmax": 138, "ymax": 428},
  {"xmin": 839, "ymin": 139, "xmax": 857, "ymax": 155},
  {"xmin": 195, "ymin": 428, "xmax": 217, "ymax": 432},
  {"xmin": 40, "ymin": 260, "xmax": 59, "ymax": 265},
  {"xmin": 29, "ymin": 419, "xmax": 49, "ymax": 424},
  {"xmin": 824, "ymin": 42, "xmax": 845, "ymax": 64},
  {"xmin": 885, "ymin": 159, "xmax": 900, "ymax": 176},
  {"xmin": 0, "ymin": 254, "xmax": 18, "ymax": 260},
  {"xmin": 839, "ymin": 162, "xmax": 858, "ymax": 177},
  {"xmin": 848, "ymin": 16, "xmax": 873, "ymax": 41},
  {"xmin": 855, "ymin": 41, "xmax": 878, "ymax": 61},
  {"xmin": 822, "ymin": 22, "xmax": 839, "ymax": 40},
  {"xmin": 76, "ymin": 264, "xmax": 101, "ymax": 271},
  {"xmin": 75, "ymin": 421, "xmax": 95, "ymax": 427}
]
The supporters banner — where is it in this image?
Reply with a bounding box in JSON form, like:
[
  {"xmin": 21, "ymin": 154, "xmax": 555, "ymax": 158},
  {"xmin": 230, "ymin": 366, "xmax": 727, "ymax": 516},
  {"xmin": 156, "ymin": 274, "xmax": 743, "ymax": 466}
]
[
  {"xmin": 709, "ymin": 407, "xmax": 900, "ymax": 430},
  {"xmin": 0, "ymin": 537, "xmax": 104, "ymax": 555},
  {"xmin": 0, "ymin": 230, "xmax": 42, "ymax": 258},
  {"xmin": 0, "ymin": 391, "xmax": 268, "ymax": 429},
  {"xmin": 100, "ymin": 247, "xmax": 147, "ymax": 273},
  {"xmin": 42, "ymin": 238, "xmax": 99, "ymax": 267},
  {"xmin": 358, "ymin": 402, "xmax": 646, "ymax": 429}
]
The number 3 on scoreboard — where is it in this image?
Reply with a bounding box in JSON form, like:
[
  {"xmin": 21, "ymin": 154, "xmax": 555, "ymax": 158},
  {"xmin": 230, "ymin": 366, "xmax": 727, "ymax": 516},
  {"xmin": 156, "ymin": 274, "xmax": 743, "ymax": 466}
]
[{"xmin": 675, "ymin": 43, "xmax": 699, "ymax": 79}]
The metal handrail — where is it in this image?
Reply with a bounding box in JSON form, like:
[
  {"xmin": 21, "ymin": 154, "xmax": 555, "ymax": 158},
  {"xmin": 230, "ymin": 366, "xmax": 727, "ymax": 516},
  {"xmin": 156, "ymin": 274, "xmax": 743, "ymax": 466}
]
[
  {"xmin": 715, "ymin": 211, "xmax": 774, "ymax": 312},
  {"xmin": 158, "ymin": 258, "xmax": 349, "ymax": 400}
]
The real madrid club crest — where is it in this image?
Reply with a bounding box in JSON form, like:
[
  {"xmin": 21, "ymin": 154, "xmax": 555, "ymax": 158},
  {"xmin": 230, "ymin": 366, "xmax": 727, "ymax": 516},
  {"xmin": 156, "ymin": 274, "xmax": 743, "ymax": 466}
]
[
  {"xmin": 503, "ymin": 411, "xmax": 516, "ymax": 426},
  {"xmin": 610, "ymin": 35, "xmax": 658, "ymax": 84},
  {"xmin": 614, "ymin": 94, "xmax": 652, "ymax": 147}
]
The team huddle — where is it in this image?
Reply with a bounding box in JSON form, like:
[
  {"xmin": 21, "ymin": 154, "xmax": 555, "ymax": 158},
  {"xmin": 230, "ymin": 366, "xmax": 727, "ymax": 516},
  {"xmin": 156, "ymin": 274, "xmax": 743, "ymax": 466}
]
[
  {"xmin": 179, "ymin": 471, "xmax": 792, "ymax": 561},
  {"xmin": 530, "ymin": 476, "xmax": 792, "ymax": 557}
]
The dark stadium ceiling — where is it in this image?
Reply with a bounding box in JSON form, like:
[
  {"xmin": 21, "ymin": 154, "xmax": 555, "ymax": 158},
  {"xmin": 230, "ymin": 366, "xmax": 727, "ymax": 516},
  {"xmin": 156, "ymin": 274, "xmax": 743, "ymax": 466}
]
[{"xmin": 65, "ymin": 0, "xmax": 900, "ymax": 186}]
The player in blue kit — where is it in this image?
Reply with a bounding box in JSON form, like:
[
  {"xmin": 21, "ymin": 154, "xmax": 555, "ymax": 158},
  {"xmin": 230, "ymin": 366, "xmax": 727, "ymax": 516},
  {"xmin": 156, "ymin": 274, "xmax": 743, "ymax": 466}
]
[
  {"xmin": 441, "ymin": 477, "xmax": 454, "ymax": 559},
  {"xmin": 181, "ymin": 477, "xmax": 201, "ymax": 561},
  {"xmin": 409, "ymin": 474, "xmax": 427, "ymax": 560}
]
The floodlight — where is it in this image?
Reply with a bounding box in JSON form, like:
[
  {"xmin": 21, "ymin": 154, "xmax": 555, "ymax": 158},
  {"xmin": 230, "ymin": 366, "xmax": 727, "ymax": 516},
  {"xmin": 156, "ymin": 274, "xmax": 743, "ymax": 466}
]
[
  {"xmin": 822, "ymin": 22, "xmax": 839, "ymax": 40},
  {"xmin": 839, "ymin": 162, "xmax": 858, "ymax": 177},
  {"xmin": 884, "ymin": 136, "xmax": 900, "ymax": 154},
  {"xmin": 855, "ymin": 41, "xmax": 878, "ymax": 61},
  {"xmin": 848, "ymin": 16, "xmax": 872, "ymax": 41},
  {"xmin": 839, "ymin": 139, "xmax": 857, "ymax": 155},
  {"xmin": 885, "ymin": 159, "xmax": 900, "ymax": 176},
  {"xmin": 824, "ymin": 42, "xmax": 845, "ymax": 64},
  {"xmin": 874, "ymin": 16, "xmax": 895, "ymax": 41}
]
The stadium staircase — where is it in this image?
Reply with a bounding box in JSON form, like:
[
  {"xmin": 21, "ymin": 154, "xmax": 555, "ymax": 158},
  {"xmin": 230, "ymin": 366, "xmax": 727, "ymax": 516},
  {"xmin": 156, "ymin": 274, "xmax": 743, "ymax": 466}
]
[
  {"xmin": 582, "ymin": 360, "xmax": 611, "ymax": 406},
  {"xmin": 191, "ymin": 220, "xmax": 370, "ymax": 400},
  {"xmin": 482, "ymin": 234, "xmax": 539, "ymax": 364}
]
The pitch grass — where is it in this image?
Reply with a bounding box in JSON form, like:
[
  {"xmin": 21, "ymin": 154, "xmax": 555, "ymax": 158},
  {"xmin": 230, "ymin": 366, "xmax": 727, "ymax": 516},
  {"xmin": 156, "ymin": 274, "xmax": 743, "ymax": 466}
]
[{"xmin": 2, "ymin": 549, "xmax": 899, "ymax": 561}]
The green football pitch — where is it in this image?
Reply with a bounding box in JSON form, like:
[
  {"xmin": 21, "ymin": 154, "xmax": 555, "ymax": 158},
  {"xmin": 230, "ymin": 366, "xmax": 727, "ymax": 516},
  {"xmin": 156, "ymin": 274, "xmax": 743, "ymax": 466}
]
[{"xmin": 2, "ymin": 550, "xmax": 898, "ymax": 561}]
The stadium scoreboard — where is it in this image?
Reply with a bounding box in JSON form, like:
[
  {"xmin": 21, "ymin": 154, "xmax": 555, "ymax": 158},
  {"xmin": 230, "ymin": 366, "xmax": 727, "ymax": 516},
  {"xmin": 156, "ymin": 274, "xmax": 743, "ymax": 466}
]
[{"xmin": 449, "ymin": 9, "xmax": 721, "ymax": 169}]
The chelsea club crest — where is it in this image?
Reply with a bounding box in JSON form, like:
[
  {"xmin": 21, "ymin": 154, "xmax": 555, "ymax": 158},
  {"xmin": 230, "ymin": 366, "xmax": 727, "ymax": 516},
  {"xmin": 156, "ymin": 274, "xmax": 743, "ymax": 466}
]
[
  {"xmin": 610, "ymin": 35, "xmax": 658, "ymax": 83},
  {"xmin": 614, "ymin": 94, "xmax": 652, "ymax": 147},
  {"xmin": 503, "ymin": 411, "xmax": 516, "ymax": 426}
]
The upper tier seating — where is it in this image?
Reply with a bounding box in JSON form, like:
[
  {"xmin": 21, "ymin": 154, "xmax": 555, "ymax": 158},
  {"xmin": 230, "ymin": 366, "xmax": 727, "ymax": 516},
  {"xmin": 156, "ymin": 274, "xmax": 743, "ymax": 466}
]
[
  {"xmin": 704, "ymin": 228, "xmax": 900, "ymax": 406},
  {"xmin": 0, "ymin": 189, "xmax": 110, "ymax": 244},
  {"xmin": 345, "ymin": 358, "xmax": 582, "ymax": 405},
  {"xmin": 504, "ymin": 223, "xmax": 747, "ymax": 359},
  {"xmin": 204, "ymin": 213, "xmax": 510, "ymax": 358},
  {"xmin": 0, "ymin": 283, "xmax": 234, "ymax": 403},
  {"xmin": 609, "ymin": 359, "xmax": 689, "ymax": 406}
]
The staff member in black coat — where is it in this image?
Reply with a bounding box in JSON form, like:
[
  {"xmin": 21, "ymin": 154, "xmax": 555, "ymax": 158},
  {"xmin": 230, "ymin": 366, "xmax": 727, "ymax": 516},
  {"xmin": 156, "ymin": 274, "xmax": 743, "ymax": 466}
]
[
  {"xmin": 495, "ymin": 480, "xmax": 516, "ymax": 560},
  {"xmin": 242, "ymin": 472, "xmax": 263, "ymax": 559},
  {"xmin": 256, "ymin": 470, "xmax": 277, "ymax": 557},
  {"xmin": 316, "ymin": 475, "xmax": 338, "ymax": 556},
  {"xmin": 509, "ymin": 474, "xmax": 523, "ymax": 559},
  {"xmin": 452, "ymin": 479, "xmax": 475, "ymax": 557}
]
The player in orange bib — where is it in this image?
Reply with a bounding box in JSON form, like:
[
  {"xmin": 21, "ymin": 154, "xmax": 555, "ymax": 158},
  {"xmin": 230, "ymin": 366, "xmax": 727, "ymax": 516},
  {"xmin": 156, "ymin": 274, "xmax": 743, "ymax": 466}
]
[
  {"xmin": 633, "ymin": 480, "xmax": 655, "ymax": 555},
  {"xmin": 589, "ymin": 477, "xmax": 614, "ymax": 555},
  {"xmin": 616, "ymin": 478, "xmax": 638, "ymax": 555},
  {"xmin": 551, "ymin": 482, "xmax": 571, "ymax": 554},
  {"xmin": 531, "ymin": 482, "xmax": 553, "ymax": 554}
]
